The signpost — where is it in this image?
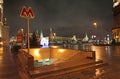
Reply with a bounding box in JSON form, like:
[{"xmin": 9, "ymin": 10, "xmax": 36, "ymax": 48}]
[{"xmin": 20, "ymin": 6, "xmax": 35, "ymax": 54}]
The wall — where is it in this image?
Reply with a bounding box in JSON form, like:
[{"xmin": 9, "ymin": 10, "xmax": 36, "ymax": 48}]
[{"xmin": 20, "ymin": 48, "xmax": 95, "ymax": 61}]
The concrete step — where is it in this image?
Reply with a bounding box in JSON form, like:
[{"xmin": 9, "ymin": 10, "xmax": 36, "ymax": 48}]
[
  {"xmin": 34, "ymin": 62, "xmax": 108, "ymax": 79},
  {"xmin": 29, "ymin": 60, "xmax": 107, "ymax": 79}
]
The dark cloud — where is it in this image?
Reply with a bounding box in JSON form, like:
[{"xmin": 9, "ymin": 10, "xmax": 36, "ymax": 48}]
[{"xmin": 4, "ymin": 0, "xmax": 114, "ymax": 39}]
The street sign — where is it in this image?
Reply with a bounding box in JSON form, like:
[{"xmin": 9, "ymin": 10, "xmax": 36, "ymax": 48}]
[
  {"xmin": 20, "ymin": 6, "xmax": 35, "ymax": 54},
  {"xmin": 20, "ymin": 6, "xmax": 35, "ymax": 19}
]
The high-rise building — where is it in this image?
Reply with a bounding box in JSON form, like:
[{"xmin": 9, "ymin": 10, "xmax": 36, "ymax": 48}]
[{"xmin": 112, "ymin": 0, "xmax": 120, "ymax": 42}]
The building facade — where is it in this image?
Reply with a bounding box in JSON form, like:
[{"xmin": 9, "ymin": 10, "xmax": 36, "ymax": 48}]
[
  {"xmin": 0, "ymin": 0, "xmax": 3, "ymax": 38},
  {"xmin": 112, "ymin": 0, "xmax": 120, "ymax": 42},
  {"xmin": 0, "ymin": 0, "xmax": 9, "ymax": 46}
]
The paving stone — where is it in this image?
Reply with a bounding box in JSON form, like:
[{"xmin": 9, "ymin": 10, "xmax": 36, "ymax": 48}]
[{"xmin": 0, "ymin": 47, "xmax": 22, "ymax": 79}]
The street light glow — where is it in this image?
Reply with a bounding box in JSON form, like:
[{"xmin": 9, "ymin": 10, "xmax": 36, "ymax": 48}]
[
  {"xmin": 34, "ymin": 49, "xmax": 40, "ymax": 57},
  {"xmin": 93, "ymin": 22, "xmax": 97, "ymax": 29}
]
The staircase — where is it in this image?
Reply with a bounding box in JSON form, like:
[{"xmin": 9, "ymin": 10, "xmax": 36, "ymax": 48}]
[{"xmin": 29, "ymin": 60, "xmax": 108, "ymax": 79}]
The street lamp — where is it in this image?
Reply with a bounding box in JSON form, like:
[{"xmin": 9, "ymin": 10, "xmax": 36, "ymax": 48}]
[
  {"xmin": 92, "ymin": 21, "xmax": 98, "ymax": 44},
  {"xmin": 93, "ymin": 22, "xmax": 97, "ymax": 29}
]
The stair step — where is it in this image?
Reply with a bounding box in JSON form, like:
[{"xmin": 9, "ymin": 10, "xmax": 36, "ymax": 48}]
[
  {"xmin": 35, "ymin": 62, "xmax": 108, "ymax": 79},
  {"xmin": 30, "ymin": 60, "xmax": 107, "ymax": 78}
]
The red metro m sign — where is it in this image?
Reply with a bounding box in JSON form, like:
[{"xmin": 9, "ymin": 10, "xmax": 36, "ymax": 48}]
[
  {"xmin": 20, "ymin": 6, "xmax": 35, "ymax": 54},
  {"xmin": 20, "ymin": 6, "xmax": 35, "ymax": 19}
]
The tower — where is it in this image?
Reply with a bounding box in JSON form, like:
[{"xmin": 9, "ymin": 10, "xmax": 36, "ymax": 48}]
[
  {"xmin": 40, "ymin": 30, "xmax": 43, "ymax": 39},
  {"xmin": 49, "ymin": 28, "xmax": 53, "ymax": 45}
]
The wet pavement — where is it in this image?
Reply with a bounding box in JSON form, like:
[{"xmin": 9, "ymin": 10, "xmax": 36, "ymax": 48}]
[
  {"xmin": 90, "ymin": 46, "xmax": 120, "ymax": 79},
  {"xmin": 1, "ymin": 46, "xmax": 120, "ymax": 79},
  {"xmin": 0, "ymin": 47, "xmax": 21, "ymax": 79},
  {"xmin": 34, "ymin": 46, "xmax": 120, "ymax": 79}
]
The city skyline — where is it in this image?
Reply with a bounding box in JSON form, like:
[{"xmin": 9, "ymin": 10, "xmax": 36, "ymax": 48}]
[{"xmin": 4, "ymin": 0, "xmax": 114, "ymax": 39}]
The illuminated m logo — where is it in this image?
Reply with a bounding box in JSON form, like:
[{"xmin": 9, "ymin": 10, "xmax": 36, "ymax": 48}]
[{"xmin": 20, "ymin": 6, "xmax": 35, "ymax": 19}]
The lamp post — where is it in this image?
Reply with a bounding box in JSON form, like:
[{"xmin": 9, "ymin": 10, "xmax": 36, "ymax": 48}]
[
  {"xmin": 92, "ymin": 21, "xmax": 98, "ymax": 44},
  {"xmin": 50, "ymin": 46, "xmax": 51, "ymax": 59},
  {"xmin": 27, "ymin": 18, "xmax": 30, "ymax": 54}
]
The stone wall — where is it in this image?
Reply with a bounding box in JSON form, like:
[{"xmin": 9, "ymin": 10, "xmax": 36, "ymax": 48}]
[
  {"xmin": 20, "ymin": 48, "xmax": 95, "ymax": 61},
  {"xmin": 18, "ymin": 50, "xmax": 34, "ymax": 70}
]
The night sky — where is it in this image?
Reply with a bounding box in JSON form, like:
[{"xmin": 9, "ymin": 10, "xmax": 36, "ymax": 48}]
[{"xmin": 3, "ymin": 0, "xmax": 114, "ymax": 39}]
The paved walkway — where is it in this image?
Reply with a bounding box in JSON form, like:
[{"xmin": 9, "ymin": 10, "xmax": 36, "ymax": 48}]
[
  {"xmin": 0, "ymin": 47, "xmax": 22, "ymax": 79},
  {"xmin": 1, "ymin": 46, "xmax": 120, "ymax": 79}
]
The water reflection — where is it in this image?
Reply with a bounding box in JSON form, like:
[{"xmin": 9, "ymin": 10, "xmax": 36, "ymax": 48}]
[
  {"xmin": 91, "ymin": 46, "xmax": 107, "ymax": 61},
  {"xmin": 95, "ymin": 68, "xmax": 105, "ymax": 78},
  {"xmin": 0, "ymin": 47, "xmax": 11, "ymax": 61},
  {"xmin": 0, "ymin": 47, "xmax": 3, "ymax": 52},
  {"xmin": 90, "ymin": 46, "xmax": 120, "ymax": 79},
  {"xmin": 90, "ymin": 46, "xmax": 120, "ymax": 61},
  {"xmin": 0, "ymin": 47, "xmax": 3, "ymax": 60}
]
